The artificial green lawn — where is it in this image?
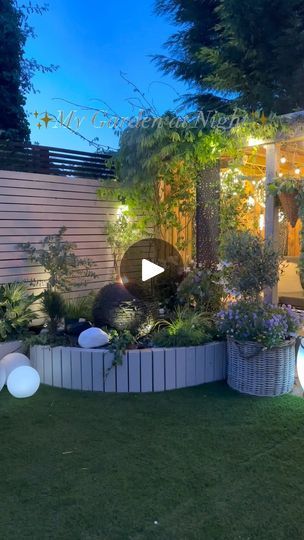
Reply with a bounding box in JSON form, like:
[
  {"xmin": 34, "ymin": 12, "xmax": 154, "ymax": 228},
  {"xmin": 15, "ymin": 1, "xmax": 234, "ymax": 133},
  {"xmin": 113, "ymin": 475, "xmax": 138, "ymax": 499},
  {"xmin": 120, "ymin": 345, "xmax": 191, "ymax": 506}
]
[{"xmin": 1, "ymin": 383, "xmax": 304, "ymax": 540}]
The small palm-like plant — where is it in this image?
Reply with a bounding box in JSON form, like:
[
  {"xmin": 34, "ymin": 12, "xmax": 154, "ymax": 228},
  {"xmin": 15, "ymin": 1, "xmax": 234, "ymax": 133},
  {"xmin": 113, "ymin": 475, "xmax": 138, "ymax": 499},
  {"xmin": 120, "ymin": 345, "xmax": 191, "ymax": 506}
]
[
  {"xmin": 0, "ymin": 283, "xmax": 36, "ymax": 341},
  {"xmin": 41, "ymin": 290, "xmax": 66, "ymax": 337}
]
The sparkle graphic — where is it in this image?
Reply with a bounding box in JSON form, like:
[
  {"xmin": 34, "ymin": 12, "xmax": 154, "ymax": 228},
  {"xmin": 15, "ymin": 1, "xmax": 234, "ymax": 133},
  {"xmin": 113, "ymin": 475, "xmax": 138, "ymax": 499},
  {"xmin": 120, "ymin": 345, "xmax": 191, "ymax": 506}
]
[
  {"xmin": 33, "ymin": 111, "xmax": 39, "ymax": 118},
  {"xmin": 41, "ymin": 112, "xmax": 53, "ymax": 128},
  {"xmin": 37, "ymin": 123, "xmax": 42, "ymax": 129}
]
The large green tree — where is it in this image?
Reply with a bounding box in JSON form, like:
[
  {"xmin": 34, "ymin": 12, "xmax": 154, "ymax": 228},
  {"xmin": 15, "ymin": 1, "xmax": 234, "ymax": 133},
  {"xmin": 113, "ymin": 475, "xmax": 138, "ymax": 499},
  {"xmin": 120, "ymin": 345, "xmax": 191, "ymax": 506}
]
[
  {"xmin": 0, "ymin": 1, "xmax": 56, "ymax": 142},
  {"xmin": 154, "ymin": 0, "xmax": 304, "ymax": 115},
  {"xmin": 0, "ymin": 0, "xmax": 29, "ymax": 140}
]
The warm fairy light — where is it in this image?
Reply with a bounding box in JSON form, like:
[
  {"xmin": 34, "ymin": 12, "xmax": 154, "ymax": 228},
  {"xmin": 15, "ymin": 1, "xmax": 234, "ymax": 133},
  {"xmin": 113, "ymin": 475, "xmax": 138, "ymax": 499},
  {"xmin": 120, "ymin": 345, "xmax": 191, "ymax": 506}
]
[
  {"xmin": 259, "ymin": 214, "xmax": 265, "ymax": 231},
  {"xmin": 278, "ymin": 172, "xmax": 283, "ymax": 178},
  {"xmin": 280, "ymin": 157, "xmax": 287, "ymax": 164},
  {"xmin": 295, "ymin": 168, "xmax": 301, "ymax": 175},
  {"xmin": 248, "ymin": 137, "xmax": 264, "ymax": 147},
  {"xmin": 117, "ymin": 204, "xmax": 129, "ymax": 217}
]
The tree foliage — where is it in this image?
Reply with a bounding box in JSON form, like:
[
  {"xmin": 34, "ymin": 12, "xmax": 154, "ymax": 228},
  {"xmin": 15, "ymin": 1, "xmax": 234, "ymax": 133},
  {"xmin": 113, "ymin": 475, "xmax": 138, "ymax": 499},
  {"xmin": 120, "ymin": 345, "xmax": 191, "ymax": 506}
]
[
  {"xmin": 154, "ymin": 0, "xmax": 304, "ymax": 114},
  {"xmin": 0, "ymin": 1, "xmax": 57, "ymax": 141}
]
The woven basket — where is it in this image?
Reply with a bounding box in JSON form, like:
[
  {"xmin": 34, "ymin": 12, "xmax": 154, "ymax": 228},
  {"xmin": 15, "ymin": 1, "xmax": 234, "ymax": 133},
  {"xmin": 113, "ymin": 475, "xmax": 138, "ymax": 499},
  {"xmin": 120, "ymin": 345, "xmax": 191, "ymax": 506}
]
[
  {"xmin": 227, "ymin": 337, "xmax": 296, "ymax": 397},
  {"xmin": 278, "ymin": 192, "xmax": 299, "ymax": 228}
]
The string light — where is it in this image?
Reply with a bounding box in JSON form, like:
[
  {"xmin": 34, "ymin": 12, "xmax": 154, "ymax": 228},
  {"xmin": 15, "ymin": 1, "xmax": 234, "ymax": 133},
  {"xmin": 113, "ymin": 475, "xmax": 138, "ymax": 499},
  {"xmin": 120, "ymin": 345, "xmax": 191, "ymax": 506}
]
[
  {"xmin": 280, "ymin": 157, "xmax": 287, "ymax": 164},
  {"xmin": 295, "ymin": 168, "xmax": 301, "ymax": 175},
  {"xmin": 278, "ymin": 172, "xmax": 283, "ymax": 178}
]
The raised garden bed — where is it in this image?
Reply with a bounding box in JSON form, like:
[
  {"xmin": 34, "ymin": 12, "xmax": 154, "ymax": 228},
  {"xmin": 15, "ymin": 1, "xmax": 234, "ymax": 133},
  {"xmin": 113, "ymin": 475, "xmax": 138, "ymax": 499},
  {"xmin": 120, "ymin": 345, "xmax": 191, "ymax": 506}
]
[{"xmin": 30, "ymin": 342, "xmax": 227, "ymax": 393}]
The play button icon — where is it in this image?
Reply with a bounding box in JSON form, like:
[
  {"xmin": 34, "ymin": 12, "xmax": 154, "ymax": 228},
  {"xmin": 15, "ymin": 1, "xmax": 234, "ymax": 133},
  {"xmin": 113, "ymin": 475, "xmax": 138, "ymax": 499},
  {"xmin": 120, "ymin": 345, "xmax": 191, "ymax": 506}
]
[
  {"xmin": 142, "ymin": 259, "xmax": 165, "ymax": 282},
  {"xmin": 120, "ymin": 238, "xmax": 184, "ymax": 302}
]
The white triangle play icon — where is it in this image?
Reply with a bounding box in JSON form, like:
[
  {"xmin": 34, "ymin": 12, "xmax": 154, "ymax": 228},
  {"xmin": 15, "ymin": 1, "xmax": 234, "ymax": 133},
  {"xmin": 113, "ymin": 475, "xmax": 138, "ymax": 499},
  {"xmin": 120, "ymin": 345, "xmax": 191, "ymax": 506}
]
[{"xmin": 142, "ymin": 259, "xmax": 165, "ymax": 282}]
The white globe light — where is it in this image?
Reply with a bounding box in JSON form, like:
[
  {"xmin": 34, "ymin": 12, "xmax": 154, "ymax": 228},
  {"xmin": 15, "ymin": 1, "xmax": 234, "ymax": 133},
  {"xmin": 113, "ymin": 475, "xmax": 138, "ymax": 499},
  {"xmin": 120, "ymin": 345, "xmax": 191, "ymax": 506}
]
[
  {"xmin": 0, "ymin": 364, "xmax": 6, "ymax": 392},
  {"xmin": 0, "ymin": 352, "xmax": 30, "ymax": 379},
  {"xmin": 297, "ymin": 340, "xmax": 304, "ymax": 391},
  {"xmin": 7, "ymin": 366, "xmax": 40, "ymax": 399}
]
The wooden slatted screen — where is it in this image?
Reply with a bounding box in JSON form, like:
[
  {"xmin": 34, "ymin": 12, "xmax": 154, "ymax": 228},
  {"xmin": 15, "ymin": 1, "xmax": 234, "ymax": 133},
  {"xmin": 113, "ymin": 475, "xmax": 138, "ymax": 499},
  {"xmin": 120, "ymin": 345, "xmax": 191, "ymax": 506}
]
[{"xmin": 0, "ymin": 170, "xmax": 118, "ymax": 321}]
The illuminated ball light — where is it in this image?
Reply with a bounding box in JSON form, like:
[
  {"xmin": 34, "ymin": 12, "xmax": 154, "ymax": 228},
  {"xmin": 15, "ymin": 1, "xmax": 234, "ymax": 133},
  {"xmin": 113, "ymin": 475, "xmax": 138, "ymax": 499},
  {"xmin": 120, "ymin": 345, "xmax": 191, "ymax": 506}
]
[
  {"xmin": 0, "ymin": 364, "xmax": 5, "ymax": 392},
  {"xmin": 7, "ymin": 366, "xmax": 40, "ymax": 399},
  {"xmin": 1, "ymin": 353, "xmax": 30, "ymax": 378},
  {"xmin": 0, "ymin": 352, "xmax": 40, "ymax": 399}
]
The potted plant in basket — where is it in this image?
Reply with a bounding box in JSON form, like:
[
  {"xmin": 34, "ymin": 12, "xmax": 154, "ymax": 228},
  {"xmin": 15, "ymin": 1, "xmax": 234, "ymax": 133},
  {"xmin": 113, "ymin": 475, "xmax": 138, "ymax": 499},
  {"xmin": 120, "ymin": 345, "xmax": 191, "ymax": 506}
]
[
  {"xmin": 268, "ymin": 177, "xmax": 304, "ymax": 228},
  {"xmin": 217, "ymin": 231, "xmax": 302, "ymax": 397}
]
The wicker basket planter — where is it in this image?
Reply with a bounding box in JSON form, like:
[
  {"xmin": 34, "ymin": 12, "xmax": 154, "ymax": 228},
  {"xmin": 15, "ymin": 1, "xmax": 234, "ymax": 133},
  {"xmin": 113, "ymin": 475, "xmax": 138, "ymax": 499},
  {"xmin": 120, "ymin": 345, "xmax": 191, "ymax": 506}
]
[
  {"xmin": 278, "ymin": 192, "xmax": 299, "ymax": 227},
  {"xmin": 227, "ymin": 336, "xmax": 296, "ymax": 397}
]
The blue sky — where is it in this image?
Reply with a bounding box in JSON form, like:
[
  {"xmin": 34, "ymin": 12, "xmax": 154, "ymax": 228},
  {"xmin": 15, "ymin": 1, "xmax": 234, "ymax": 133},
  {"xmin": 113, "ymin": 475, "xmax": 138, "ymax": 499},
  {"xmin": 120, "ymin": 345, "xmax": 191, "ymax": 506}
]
[{"xmin": 25, "ymin": 0, "xmax": 187, "ymax": 151}]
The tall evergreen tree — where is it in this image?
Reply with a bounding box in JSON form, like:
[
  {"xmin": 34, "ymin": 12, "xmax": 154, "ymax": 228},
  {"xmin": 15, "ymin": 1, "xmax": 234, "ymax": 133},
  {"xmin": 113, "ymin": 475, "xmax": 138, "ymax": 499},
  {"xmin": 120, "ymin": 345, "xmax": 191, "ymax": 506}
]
[
  {"xmin": 155, "ymin": 0, "xmax": 304, "ymax": 114},
  {"xmin": 0, "ymin": 0, "xmax": 29, "ymax": 141},
  {"xmin": 0, "ymin": 1, "xmax": 56, "ymax": 142}
]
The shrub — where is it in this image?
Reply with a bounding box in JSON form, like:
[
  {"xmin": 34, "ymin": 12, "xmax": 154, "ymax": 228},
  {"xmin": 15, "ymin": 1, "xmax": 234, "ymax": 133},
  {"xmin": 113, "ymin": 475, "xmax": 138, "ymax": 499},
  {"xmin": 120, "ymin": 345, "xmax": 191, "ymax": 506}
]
[
  {"xmin": 0, "ymin": 283, "xmax": 36, "ymax": 341},
  {"xmin": 221, "ymin": 231, "xmax": 281, "ymax": 300},
  {"xmin": 18, "ymin": 226, "xmax": 96, "ymax": 292},
  {"xmin": 216, "ymin": 301, "xmax": 302, "ymax": 349},
  {"xmin": 152, "ymin": 308, "xmax": 214, "ymax": 348},
  {"xmin": 41, "ymin": 290, "xmax": 66, "ymax": 337},
  {"xmin": 177, "ymin": 266, "xmax": 223, "ymax": 312}
]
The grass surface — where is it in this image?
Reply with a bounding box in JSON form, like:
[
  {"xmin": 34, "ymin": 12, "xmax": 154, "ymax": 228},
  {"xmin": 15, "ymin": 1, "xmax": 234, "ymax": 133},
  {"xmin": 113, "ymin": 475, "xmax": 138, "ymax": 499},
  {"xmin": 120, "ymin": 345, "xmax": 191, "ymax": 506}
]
[{"xmin": 1, "ymin": 382, "xmax": 304, "ymax": 540}]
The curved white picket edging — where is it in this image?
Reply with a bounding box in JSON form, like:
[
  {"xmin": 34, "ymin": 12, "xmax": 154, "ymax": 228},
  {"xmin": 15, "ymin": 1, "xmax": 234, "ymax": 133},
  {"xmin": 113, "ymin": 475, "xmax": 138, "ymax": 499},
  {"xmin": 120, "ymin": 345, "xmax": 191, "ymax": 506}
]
[{"xmin": 30, "ymin": 342, "xmax": 227, "ymax": 393}]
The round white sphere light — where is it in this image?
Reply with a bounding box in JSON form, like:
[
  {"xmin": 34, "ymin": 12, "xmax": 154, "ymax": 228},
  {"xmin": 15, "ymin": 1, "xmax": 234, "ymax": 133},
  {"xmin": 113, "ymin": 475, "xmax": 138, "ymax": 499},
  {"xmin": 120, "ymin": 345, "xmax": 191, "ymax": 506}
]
[
  {"xmin": 0, "ymin": 352, "xmax": 30, "ymax": 379},
  {"xmin": 297, "ymin": 339, "xmax": 304, "ymax": 391},
  {"xmin": 7, "ymin": 366, "xmax": 40, "ymax": 399},
  {"xmin": 0, "ymin": 364, "xmax": 6, "ymax": 392}
]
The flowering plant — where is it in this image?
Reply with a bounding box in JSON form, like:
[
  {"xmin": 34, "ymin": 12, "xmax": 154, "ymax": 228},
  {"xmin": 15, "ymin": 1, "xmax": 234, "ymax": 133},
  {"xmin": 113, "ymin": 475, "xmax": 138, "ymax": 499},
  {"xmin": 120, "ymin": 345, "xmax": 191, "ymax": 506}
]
[{"xmin": 216, "ymin": 301, "xmax": 302, "ymax": 349}]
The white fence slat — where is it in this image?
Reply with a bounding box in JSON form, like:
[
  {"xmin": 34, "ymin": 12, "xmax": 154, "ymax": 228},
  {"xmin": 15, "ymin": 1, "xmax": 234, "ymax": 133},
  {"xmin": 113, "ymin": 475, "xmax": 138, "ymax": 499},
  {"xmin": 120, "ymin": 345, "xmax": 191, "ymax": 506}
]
[
  {"xmin": 176, "ymin": 348, "xmax": 186, "ymax": 388},
  {"xmin": 205, "ymin": 343, "xmax": 216, "ymax": 383},
  {"xmin": 43, "ymin": 348, "xmax": 53, "ymax": 386},
  {"xmin": 61, "ymin": 348, "xmax": 72, "ymax": 389},
  {"xmin": 71, "ymin": 350, "xmax": 82, "ymax": 390},
  {"xmin": 116, "ymin": 355, "xmax": 129, "ymax": 393},
  {"xmin": 128, "ymin": 351, "xmax": 141, "ymax": 392},
  {"xmin": 30, "ymin": 346, "xmax": 37, "ymax": 369},
  {"xmin": 140, "ymin": 350, "xmax": 153, "ymax": 392},
  {"xmin": 35, "ymin": 346, "xmax": 44, "ymax": 381},
  {"xmin": 153, "ymin": 349, "xmax": 165, "ymax": 392},
  {"xmin": 81, "ymin": 351, "xmax": 93, "ymax": 391},
  {"xmin": 52, "ymin": 348, "xmax": 62, "ymax": 388},
  {"xmin": 164, "ymin": 349, "xmax": 176, "ymax": 390},
  {"xmin": 195, "ymin": 346, "xmax": 206, "ymax": 385},
  {"xmin": 186, "ymin": 347, "xmax": 196, "ymax": 387},
  {"xmin": 92, "ymin": 351, "xmax": 104, "ymax": 391}
]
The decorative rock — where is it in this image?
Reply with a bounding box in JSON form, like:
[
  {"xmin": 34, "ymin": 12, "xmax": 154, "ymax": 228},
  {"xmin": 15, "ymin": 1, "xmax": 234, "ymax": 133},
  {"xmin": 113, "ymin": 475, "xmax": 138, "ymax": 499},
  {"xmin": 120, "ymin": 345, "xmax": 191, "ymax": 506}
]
[
  {"xmin": 7, "ymin": 366, "xmax": 40, "ymax": 398},
  {"xmin": 0, "ymin": 352, "xmax": 31, "ymax": 379},
  {"xmin": 0, "ymin": 364, "xmax": 6, "ymax": 392},
  {"xmin": 78, "ymin": 327, "xmax": 109, "ymax": 349}
]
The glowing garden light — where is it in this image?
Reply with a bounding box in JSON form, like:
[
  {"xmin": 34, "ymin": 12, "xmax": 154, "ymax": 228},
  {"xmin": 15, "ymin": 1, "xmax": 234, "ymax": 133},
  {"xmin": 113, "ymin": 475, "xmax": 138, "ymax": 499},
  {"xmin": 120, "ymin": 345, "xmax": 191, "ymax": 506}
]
[
  {"xmin": 7, "ymin": 366, "xmax": 40, "ymax": 399},
  {"xmin": 0, "ymin": 352, "xmax": 30, "ymax": 379},
  {"xmin": 0, "ymin": 364, "xmax": 5, "ymax": 392},
  {"xmin": 295, "ymin": 168, "xmax": 301, "ymax": 175},
  {"xmin": 280, "ymin": 157, "xmax": 287, "ymax": 164}
]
